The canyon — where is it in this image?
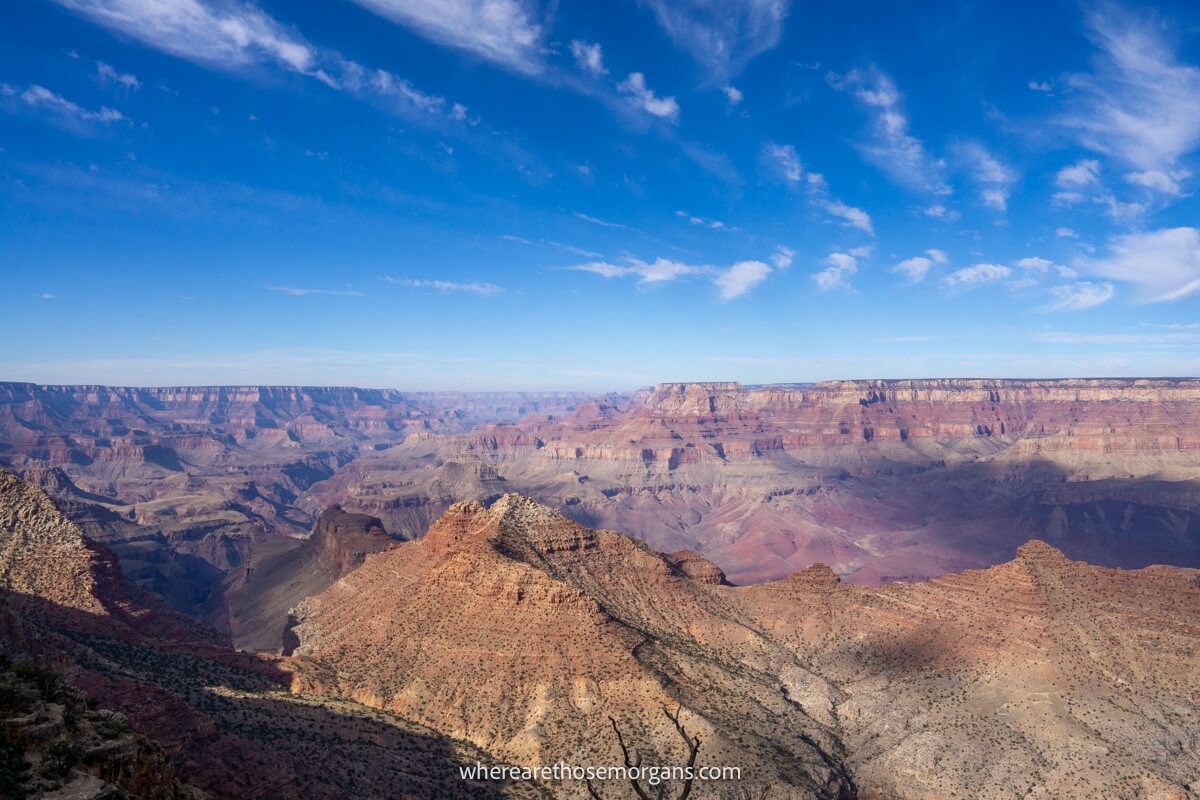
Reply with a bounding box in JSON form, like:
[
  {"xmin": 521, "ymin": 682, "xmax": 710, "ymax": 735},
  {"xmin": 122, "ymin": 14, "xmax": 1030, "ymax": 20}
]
[
  {"xmin": 3, "ymin": 472, "xmax": 1198, "ymax": 798},
  {"xmin": 3, "ymin": 378, "xmax": 1200, "ymax": 653}
]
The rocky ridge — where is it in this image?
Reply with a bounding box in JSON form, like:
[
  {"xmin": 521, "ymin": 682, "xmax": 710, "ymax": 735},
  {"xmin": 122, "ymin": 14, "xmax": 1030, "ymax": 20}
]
[
  {"xmin": 0, "ymin": 471, "xmax": 545, "ymax": 800},
  {"xmin": 290, "ymin": 493, "xmax": 1200, "ymax": 799}
]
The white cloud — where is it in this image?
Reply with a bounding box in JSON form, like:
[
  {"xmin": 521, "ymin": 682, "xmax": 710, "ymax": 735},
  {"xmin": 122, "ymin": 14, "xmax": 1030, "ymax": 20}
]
[
  {"xmin": 1055, "ymin": 227, "xmax": 1079, "ymax": 238},
  {"xmin": 762, "ymin": 143, "xmax": 802, "ymax": 182},
  {"xmin": 956, "ymin": 141, "xmax": 1016, "ymax": 210},
  {"xmin": 569, "ymin": 257, "xmax": 706, "ymax": 284},
  {"xmin": 11, "ymin": 84, "xmax": 124, "ymax": 124},
  {"xmin": 617, "ymin": 72, "xmax": 679, "ymax": 122},
  {"xmin": 571, "ymin": 252, "xmax": 777, "ymax": 299},
  {"xmin": 570, "ymin": 40, "xmax": 606, "ymax": 76},
  {"xmin": 1123, "ymin": 169, "xmax": 1188, "ymax": 196},
  {"xmin": 714, "ymin": 260, "xmax": 771, "ymax": 300},
  {"xmin": 771, "ymin": 245, "xmax": 795, "ymax": 269},
  {"xmin": 1043, "ymin": 281, "xmax": 1115, "ymax": 311},
  {"xmin": 574, "ymin": 212, "xmax": 634, "ymax": 230},
  {"xmin": 828, "ymin": 68, "xmax": 948, "ymax": 194},
  {"xmin": 822, "ymin": 199, "xmax": 873, "ymax": 234},
  {"xmin": 545, "ymin": 240, "xmax": 602, "ymax": 258},
  {"xmin": 1055, "ymin": 158, "xmax": 1101, "ymax": 188},
  {"xmin": 380, "ymin": 277, "xmax": 504, "ymax": 294},
  {"xmin": 1093, "ymin": 190, "xmax": 1146, "ymax": 220},
  {"xmin": 813, "ymin": 251, "xmax": 860, "ymax": 291},
  {"xmin": 802, "ymin": 169, "xmax": 873, "ymax": 234},
  {"xmin": 675, "ymin": 210, "xmax": 734, "ymax": 230},
  {"xmin": 97, "ymin": 61, "xmax": 140, "ymax": 89},
  {"xmin": 721, "ymin": 84, "xmax": 743, "ymax": 105},
  {"xmin": 347, "ymin": 0, "xmax": 543, "ymax": 74},
  {"xmin": 1060, "ymin": 5, "xmax": 1200, "ymax": 171},
  {"xmin": 1084, "ymin": 227, "xmax": 1200, "ymax": 302},
  {"xmin": 1016, "ymin": 256, "xmax": 1054, "ymax": 272},
  {"xmin": 40, "ymin": 292, "xmax": 58, "ymax": 300},
  {"xmin": 923, "ymin": 204, "xmax": 959, "ymax": 221},
  {"xmin": 55, "ymin": 0, "xmax": 465, "ymax": 124},
  {"xmin": 1028, "ymin": 80, "xmax": 1053, "ymax": 93},
  {"xmin": 269, "ymin": 286, "xmax": 364, "ymax": 296},
  {"xmin": 943, "ymin": 263, "xmax": 1012, "ymax": 288},
  {"xmin": 893, "ymin": 250, "xmax": 946, "ymax": 283},
  {"xmin": 643, "ymin": 0, "xmax": 788, "ymax": 80},
  {"xmin": 54, "ymin": 0, "xmax": 323, "ymax": 75},
  {"xmin": 893, "ymin": 256, "xmax": 933, "ymax": 283}
]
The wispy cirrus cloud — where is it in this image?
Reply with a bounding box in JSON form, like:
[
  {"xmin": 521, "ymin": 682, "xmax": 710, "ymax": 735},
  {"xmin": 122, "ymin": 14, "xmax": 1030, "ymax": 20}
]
[
  {"xmin": 569, "ymin": 257, "xmax": 706, "ymax": 284},
  {"xmin": 1058, "ymin": 4, "xmax": 1200, "ymax": 174},
  {"xmin": 346, "ymin": 0, "xmax": 544, "ymax": 75},
  {"xmin": 761, "ymin": 142, "xmax": 803, "ymax": 183},
  {"xmin": 954, "ymin": 141, "xmax": 1016, "ymax": 210},
  {"xmin": 380, "ymin": 276, "xmax": 504, "ymax": 294},
  {"xmin": 642, "ymin": 0, "xmax": 789, "ymax": 81},
  {"xmin": 2, "ymin": 83, "xmax": 124, "ymax": 125},
  {"xmin": 53, "ymin": 0, "xmax": 325, "ymax": 75},
  {"xmin": 97, "ymin": 61, "xmax": 140, "ymax": 89},
  {"xmin": 269, "ymin": 286, "xmax": 364, "ymax": 297},
  {"xmin": 828, "ymin": 68, "xmax": 948, "ymax": 194},
  {"xmin": 574, "ymin": 212, "xmax": 639, "ymax": 232},
  {"xmin": 1042, "ymin": 281, "xmax": 1115, "ymax": 311},
  {"xmin": 569, "ymin": 253, "xmax": 775, "ymax": 300},
  {"xmin": 762, "ymin": 145, "xmax": 872, "ymax": 234},
  {"xmin": 52, "ymin": 0, "xmax": 469, "ymax": 125},
  {"xmin": 1083, "ymin": 227, "xmax": 1200, "ymax": 302}
]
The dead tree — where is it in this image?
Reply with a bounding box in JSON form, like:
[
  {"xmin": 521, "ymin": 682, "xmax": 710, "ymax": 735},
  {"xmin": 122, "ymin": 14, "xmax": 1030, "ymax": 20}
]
[{"xmin": 586, "ymin": 703, "xmax": 702, "ymax": 800}]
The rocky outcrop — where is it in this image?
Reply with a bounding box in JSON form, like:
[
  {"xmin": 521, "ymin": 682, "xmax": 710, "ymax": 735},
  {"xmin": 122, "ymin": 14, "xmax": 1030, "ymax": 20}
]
[
  {"xmin": 290, "ymin": 494, "xmax": 857, "ymax": 797},
  {"xmin": 217, "ymin": 506, "xmax": 398, "ymax": 653},
  {"xmin": 0, "ymin": 471, "xmax": 544, "ymax": 800},
  {"xmin": 292, "ymin": 497, "xmax": 1200, "ymax": 799},
  {"xmin": 0, "ymin": 654, "xmax": 205, "ymax": 800}
]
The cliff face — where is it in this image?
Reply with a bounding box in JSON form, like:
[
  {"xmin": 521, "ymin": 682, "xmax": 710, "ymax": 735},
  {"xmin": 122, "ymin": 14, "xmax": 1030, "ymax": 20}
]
[
  {"xmin": 290, "ymin": 494, "xmax": 1200, "ymax": 800},
  {"xmin": 0, "ymin": 382, "xmax": 593, "ymax": 639},
  {"xmin": 217, "ymin": 506, "xmax": 398, "ymax": 653},
  {"xmin": 6, "ymin": 378, "xmax": 1200, "ymax": 603},
  {"xmin": 0, "ymin": 471, "xmax": 544, "ymax": 800},
  {"xmin": 314, "ymin": 378, "xmax": 1200, "ymax": 586}
]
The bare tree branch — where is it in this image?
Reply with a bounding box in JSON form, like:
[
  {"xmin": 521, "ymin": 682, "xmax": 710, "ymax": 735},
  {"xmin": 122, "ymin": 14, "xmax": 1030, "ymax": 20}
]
[
  {"xmin": 610, "ymin": 716, "xmax": 653, "ymax": 800},
  {"xmin": 663, "ymin": 704, "xmax": 701, "ymax": 800}
]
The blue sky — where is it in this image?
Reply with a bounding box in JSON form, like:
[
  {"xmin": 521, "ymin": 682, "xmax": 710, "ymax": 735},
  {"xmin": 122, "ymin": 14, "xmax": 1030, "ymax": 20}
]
[{"xmin": 2, "ymin": 0, "xmax": 1199, "ymax": 390}]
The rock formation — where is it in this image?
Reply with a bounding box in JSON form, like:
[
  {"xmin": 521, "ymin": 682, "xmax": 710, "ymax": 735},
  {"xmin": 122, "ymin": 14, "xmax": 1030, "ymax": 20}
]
[
  {"xmin": 289, "ymin": 494, "xmax": 1200, "ymax": 799},
  {"xmin": 216, "ymin": 505, "xmax": 399, "ymax": 652},
  {"xmin": 312, "ymin": 379, "xmax": 1200, "ymax": 585},
  {"xmin": 0, "ymin": 471, "xmax": 545, "ymax": 799}
]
